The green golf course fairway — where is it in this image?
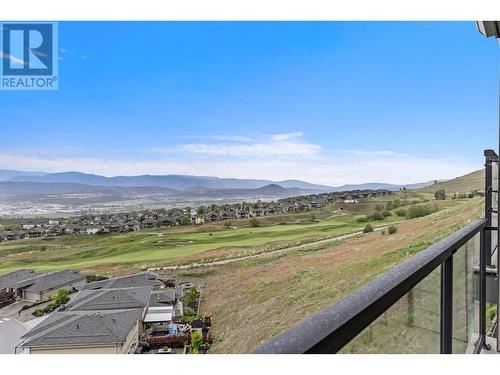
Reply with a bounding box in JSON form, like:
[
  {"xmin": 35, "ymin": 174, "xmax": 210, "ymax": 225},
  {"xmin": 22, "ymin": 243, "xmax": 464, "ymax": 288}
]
[{"xmin": 0, "ymin": 217, "xmax": 370, "ymax": 273}]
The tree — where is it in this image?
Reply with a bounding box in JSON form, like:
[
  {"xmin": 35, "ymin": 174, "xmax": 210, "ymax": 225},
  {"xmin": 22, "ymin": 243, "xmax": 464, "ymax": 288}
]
[
  {"xmin": 434, "ymin": 189, "xmax": 446, "ymax": 200},
  {"xmin": 185, "ymin": 286, "xmax": 199, "ymax": 305},
  {"xmin": 190, "ymin": 331, "xmax": 204, "ymax": 354},
  {"xmin": 51, "ymin": 289, "xmax": 69, "ymax": 305},
  {"xmin": 224, "ymin": 221, "xmax": 232, "ymax": 229},
  {"xmin": 197, "ymin": 206, "xmax": 205, "ymax": 215},
  {"xmin": 182, "ymin": 215, "xmax": 191, "ymax": 226},
  {"xmin": 363, "ymin": 224, "xmax": 373, "ymax": 233}
]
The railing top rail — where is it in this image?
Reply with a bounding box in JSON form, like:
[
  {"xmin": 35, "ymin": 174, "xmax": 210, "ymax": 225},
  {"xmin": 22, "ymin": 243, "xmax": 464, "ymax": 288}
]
[{"xmin": 252, "ymin": 219, "xmax": 487, "ymax": 354}]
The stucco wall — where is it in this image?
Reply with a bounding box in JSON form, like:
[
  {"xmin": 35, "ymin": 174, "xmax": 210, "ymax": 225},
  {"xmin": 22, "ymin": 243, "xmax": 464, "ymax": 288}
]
[{"xmin": 29, "ymin": 345, "xmax": 117, "ymax": 354}]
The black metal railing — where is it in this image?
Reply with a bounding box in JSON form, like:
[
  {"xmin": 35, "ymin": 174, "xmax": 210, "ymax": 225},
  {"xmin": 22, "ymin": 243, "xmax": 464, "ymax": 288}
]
[{"xmin": 253, "ymin": 150, "xmax": 500, "ymax": 354}]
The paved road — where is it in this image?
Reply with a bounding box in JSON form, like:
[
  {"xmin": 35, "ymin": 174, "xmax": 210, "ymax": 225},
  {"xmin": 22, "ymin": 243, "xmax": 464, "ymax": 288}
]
[{"xmin": 0, "ymin": 317, "xmax": 28, "ymax": 354}]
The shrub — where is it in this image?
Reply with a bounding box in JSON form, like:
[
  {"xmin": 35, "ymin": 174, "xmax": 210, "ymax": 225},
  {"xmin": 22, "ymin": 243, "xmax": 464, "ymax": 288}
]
[
  {"xmin": 368, "ymin": 212, "xmax": 385, "ymax": 221},
  {"xmin": 356, "ymin": 216, "xmax": 369, "ymax": 223},
  {"xmin": 388, "ymin": 225, "xmax": 398, "ymax": 234},
  {"xmin": 184, "ymin": 286, "xmax": 200, "ymax": 305},
  {"xmin": 394, "ymin": 208, "xmax": 407, "ymax": 217},
  {"xmin": 374, "ymin": 204, "xmax": 385, "ymax": 211},
  {"xmin": 183, "ymin": 307, "xmax": 196, "ymax": 316},
  {"xmin": 51, "ymin": 289, "xmax": 69, "ymax": 305},
  {"xmin": 32, "ymin": 309, "xmax": 44, "ymax": 317},
  {"xmin": 381, "ymin": 209, "xmax": 391, "ymax": 217},
  {"xmin": 43, "ymin": 303, "xmax": 57, "ymax": 313},
  {"xmin": 407, "ymin": 203, "xmax": 438, "ymax": 219},
  {"xmin": 190, "ymin": 331, "xmax": 204, "ymax": 354},
  {"xmin": 363, "ymin": 224, "xmax": 373, "ymax": 233},
  {"xmin": 223, "ymin": 221, "xmax": 232, "ymax": 228},
  {"xmin": 381, "ymin": 230, "xmax": 386, "ymax": 235},
  {"xmin": 434, "ymin": 189, "xmax": 446, "ymax": 200}
]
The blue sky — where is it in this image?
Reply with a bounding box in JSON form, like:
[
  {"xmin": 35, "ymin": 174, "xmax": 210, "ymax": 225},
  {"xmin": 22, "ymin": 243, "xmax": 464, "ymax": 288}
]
[{"xmin": 0, "ymin": 21, "xmax": 499, "ymax": 185}]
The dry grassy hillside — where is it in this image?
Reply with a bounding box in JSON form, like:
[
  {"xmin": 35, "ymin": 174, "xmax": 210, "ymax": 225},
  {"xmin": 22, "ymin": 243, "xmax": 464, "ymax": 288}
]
[
  {"xmin": 419, "ymin": 169, "xmax": 484, "ymax": 193},
  {"xmin": 183, "ymin": 198, "xmax": 483, "ymax": 353}
]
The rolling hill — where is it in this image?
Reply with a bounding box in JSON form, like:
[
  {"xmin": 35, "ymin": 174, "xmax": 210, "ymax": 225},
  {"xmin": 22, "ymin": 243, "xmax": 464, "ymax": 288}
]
[{"xmin": 418, "ymin": 169, "xmax": 484, "ymax": 193}]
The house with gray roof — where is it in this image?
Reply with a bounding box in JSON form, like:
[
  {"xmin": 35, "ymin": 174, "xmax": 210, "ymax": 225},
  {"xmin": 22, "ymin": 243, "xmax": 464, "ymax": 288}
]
[
  {"xmin": 80, "ymin": 271, "xmax": 162, "ymax": 291},
  {"xmin": 0, "ymin": 269, "xmax": 43, "ymax": 296},
  {"xmin": 0, "ymin": 269, "xmax": 86, "ymax": 302},
  {"xmin": 66, "ymin": 286, "xmax": 153, "ymax": 311},
  {"xmin": 18, "ymin": 309, "xmax": 143, "ymax": 354}
]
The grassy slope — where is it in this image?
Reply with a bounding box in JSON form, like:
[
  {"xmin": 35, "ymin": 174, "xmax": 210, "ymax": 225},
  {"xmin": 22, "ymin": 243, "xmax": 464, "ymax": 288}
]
[
  {"xmin": 419, "ymin": 169, "xmax": 484, "ymax": 193},
  {"xmin": 0, "ymin": 198, "xmax": 458, "ymax": 274},
  {"xmin": 195, "ymin": 197, "xmax": 482, "ymax": 353},
  {"xmin": 0, "ymin": 201, "xmax": 399, "ymax": 273}
]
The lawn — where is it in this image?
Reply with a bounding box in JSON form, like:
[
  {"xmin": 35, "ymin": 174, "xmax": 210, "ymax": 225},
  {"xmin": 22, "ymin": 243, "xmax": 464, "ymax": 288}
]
[{"xmin": 0, "ymin": 213, "xmax": 367, "ymax": 273}]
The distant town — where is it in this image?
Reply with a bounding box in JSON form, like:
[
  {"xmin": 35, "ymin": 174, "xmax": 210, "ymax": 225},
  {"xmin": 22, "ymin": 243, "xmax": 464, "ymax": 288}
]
[{"xmin": 0, "ymin": 189, "xmax": 392, "ymax": 242}]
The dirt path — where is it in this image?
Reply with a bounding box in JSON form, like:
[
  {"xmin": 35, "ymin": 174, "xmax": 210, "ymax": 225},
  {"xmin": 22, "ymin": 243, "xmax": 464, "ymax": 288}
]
[{"xmin": 151, "ymin": 224, "xmax": 393, "ymax": 271}]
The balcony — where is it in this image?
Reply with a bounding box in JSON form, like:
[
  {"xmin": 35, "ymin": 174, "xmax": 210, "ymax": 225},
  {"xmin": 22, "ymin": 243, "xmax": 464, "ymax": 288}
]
[{"xmin": 253, "ymin": 150, "xmax": 499, "ymax": 354}]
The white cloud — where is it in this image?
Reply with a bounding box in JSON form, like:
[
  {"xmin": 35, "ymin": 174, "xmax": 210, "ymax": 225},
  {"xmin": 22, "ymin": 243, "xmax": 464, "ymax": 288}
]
[
  {"xmin": 179, "ymin": 140, "xmax": 321, "ymax": 158},
  {"xmin": 149, "ymin": 132, "xmax": 321, "ymax": 159},
  {"xmin": 270, "ymin": 132, "xmax": 304, "ymax": 141}
]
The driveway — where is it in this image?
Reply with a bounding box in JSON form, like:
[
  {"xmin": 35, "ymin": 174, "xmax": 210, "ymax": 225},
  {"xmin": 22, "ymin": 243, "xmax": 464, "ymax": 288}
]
[
  {"xmin": 0, "ymin": 300, "xmax": 32, "ymax": 318},
  {"xmin": 0, "ymin": 317, "xmax": 28, "ymax": 354}
]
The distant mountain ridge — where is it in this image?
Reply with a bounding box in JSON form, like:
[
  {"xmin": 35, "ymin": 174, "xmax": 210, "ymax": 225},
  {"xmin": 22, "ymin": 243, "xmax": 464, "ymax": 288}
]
[
  {"xmin": 6, "ymin": 171, "xmax": 332, "ymax": 191},
  {"xmin": 0, "ymin": 169, "xmax": 437, "ymax": 193}
]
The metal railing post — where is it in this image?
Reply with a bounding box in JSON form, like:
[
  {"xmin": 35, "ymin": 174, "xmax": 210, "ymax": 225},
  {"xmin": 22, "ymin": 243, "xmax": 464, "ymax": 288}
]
[
  {"xmin": 484, "ymin": 150, "xmax": 494, "ymax": 265},
  {"xmin": 474, "ymin": 227, "xmax": 489, "ymax": 353},
  {"xmin": 440, "ymin": 256, "xmax": 453, "ymax": 354}
]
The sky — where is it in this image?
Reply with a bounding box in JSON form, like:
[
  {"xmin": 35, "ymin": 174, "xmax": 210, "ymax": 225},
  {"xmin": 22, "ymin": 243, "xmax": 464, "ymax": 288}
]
[{"xmin": 0, "ymin": 21, "xmax": 499, "ymax": 186}]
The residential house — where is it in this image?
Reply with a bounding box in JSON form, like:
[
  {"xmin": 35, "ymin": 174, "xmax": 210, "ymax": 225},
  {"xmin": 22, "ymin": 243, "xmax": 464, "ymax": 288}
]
[
  {"xmin": 141, "ymin": 218, "xmax": 156, "ymax": 229},
  {"xmin": 28, "ymin": 227, "xmax": 46, "ymax": 238},
  {"xmin": 0, "ymin": 269, "xmax": 86, "ymax": 302},
  {"xmin": 125, "ymin": 220, "xmax": 141, "ymax": 231},
  {"xmin": 80, "ymin": 271, "xmax": 162, "ymax": 291},
  {"xmin": 206, "ymin": 211, "xmax": 219, "ymax": 222},
  {"xmin": 18, "ymin": 309, "xmax": 144, "ymax": 354}
]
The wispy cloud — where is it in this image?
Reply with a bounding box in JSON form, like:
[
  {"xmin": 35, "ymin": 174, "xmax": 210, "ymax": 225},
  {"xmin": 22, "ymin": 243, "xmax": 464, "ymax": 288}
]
[
  {"xmin": 270, "ymin": 132, "xmax": 304, "ymax": 141},
  {"xmin": 59, "ymin": 47, "xmax": 90, "ymax": 60},
  {"xmin": 153, "ymin": 132, "xmax": 322, "ymax": 158},
  {"xmin": 1, "ymin": 51, "xmax": 26, "ymax": 66}
]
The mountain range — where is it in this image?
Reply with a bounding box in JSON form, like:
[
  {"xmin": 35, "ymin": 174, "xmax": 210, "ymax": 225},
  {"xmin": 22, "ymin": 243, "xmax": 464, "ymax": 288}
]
[{"xmin": 0, "ymin": 170, "xmax": 435, "ymax": 194}]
